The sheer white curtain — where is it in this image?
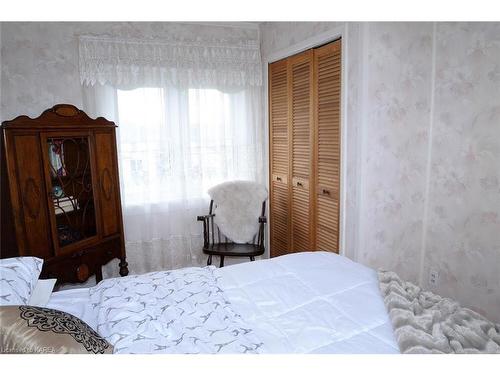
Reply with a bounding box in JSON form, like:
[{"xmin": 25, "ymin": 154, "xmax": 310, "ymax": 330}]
[{"xmin": 80, "ymin": 36, "xmax": 264, "ymax": 275}]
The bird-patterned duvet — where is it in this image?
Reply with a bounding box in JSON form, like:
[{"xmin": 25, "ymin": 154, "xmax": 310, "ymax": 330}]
[{"xmin": 89, "ymin": 266, "xmax": 264, "ymax": 354}]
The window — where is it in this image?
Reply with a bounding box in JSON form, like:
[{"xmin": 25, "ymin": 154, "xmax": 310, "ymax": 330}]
[{"xmin": 116, "ymin": 87, "xmax": 261, "ymax": 206}]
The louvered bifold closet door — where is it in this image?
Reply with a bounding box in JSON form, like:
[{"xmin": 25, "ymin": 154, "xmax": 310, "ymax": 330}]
[
  {"xmin": 290, "ymin": 51, "xmax": 314, "ymax": 252},
  {"xmin": 269, "ymin": 59, "xmax": 290, "ymax": 257},
  {"xmin": 313, "ymin": 40, "xmax": 341, "ymax": 252}
]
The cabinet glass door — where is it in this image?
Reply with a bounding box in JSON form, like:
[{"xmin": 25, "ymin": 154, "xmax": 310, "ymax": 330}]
[{"xmin": 46, "ymin": 136, "xmax": 97, "ymax": 248}]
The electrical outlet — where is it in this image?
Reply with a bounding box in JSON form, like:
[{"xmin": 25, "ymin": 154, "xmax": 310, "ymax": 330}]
[{"xmin": 429, "ymin": 269, "xmax": 439, "ymax": 286}]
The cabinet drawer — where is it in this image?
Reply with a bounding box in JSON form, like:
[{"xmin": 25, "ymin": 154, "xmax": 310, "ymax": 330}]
[{"xmin": 41, "ymin": 237, "xmax": 122, "ymax": 284}]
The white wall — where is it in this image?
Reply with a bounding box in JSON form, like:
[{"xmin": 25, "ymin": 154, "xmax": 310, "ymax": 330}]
[{"xmin": 260, "ymin": 22, "xmax": 500, "ymax": 322}]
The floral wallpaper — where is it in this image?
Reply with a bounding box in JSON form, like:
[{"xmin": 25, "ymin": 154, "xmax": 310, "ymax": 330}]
[
  {"xmin": 1, "ymin": 22, "xmax": 499, "ymax": 321},
  {"xmin": 344, "ymin": 23, "xmax": 363, "ymax": 262},
  {"xmin": 260, "ymin": 22, "xmax": 500, "ymax": 322},
  {"xmin": 423, "ymin": 22, "xmax": 500, "ymax": 320},
  {"xmin": 260, "ymin": 22, "xmax": 344, "ymax": 59},
  {"xmin": 0, "ymin": 22, "xmax": 258, "ymax": 120},
  {"xmin": 356, "ymin": 22, "xmax": 434, "ymax": 284}
]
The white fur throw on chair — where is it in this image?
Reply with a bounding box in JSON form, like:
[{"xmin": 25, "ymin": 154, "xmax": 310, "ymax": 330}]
[{"xmin": 207, "ymin": 181, "xmax": 268, "ymax": 244}]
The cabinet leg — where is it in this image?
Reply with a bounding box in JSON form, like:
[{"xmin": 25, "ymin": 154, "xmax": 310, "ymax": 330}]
[
  {"xmin": 207, "ymin": 255, "xmax": 212, "ymax": 266},
  {"xmin": 119, "ymin": 258, "xmax": 129, "ymax": 277},
  {"xmin": 250, "ymin": 256, "xmax": 255, "ymax": 261},
  {"xmin": 220, "ymin": 256, "xmax": 225, "ymax": 268}
]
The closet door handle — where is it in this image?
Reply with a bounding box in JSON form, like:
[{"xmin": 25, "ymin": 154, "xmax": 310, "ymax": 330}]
[
  {"xmin": 322, "ymin": 189, "xmax": 330, "ymax": 195},
  {"xmin": 276, "ymin": 176, "xmax": 282, "ymax": 182},
  {"xmin": 296, "ymin": 181, "xmax": 303, "ymax": 187}
]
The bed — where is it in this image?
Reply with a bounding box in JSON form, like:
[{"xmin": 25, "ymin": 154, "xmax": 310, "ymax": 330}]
[{"xmin": 45, "ymin": 251, "xmax": 400, "ymax": 354}]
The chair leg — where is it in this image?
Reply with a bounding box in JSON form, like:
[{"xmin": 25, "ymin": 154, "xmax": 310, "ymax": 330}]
[
  {"xmin": 250, "ymin": 256, "xmax": 255, "ymax": 261},
  {"xmin": 220, "ymin": 255, "xmax": 225, "ymax": 268},
  {"xmin": 207, "ymin": 254, "xmax": 212, "ymax": 266}
]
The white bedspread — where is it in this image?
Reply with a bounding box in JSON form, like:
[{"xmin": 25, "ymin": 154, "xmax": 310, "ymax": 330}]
[
  {"xmin": 47, "ymin": 252, "xmax": 399, "ymax": 354},
  {"xmin": 216, "ymin": 252, "xmax": 399, "ymax": 353}
]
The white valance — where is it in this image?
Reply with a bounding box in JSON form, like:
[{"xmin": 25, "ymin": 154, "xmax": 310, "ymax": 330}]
[{"xmin": 79, "ymin": 35, "xmax": 262, "ymax": 88}]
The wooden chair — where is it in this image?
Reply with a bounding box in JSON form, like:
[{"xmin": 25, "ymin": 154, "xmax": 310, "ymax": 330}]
[{"xmin": 197, "ymin": 200, "xmax": 266, "ymax": 267}]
